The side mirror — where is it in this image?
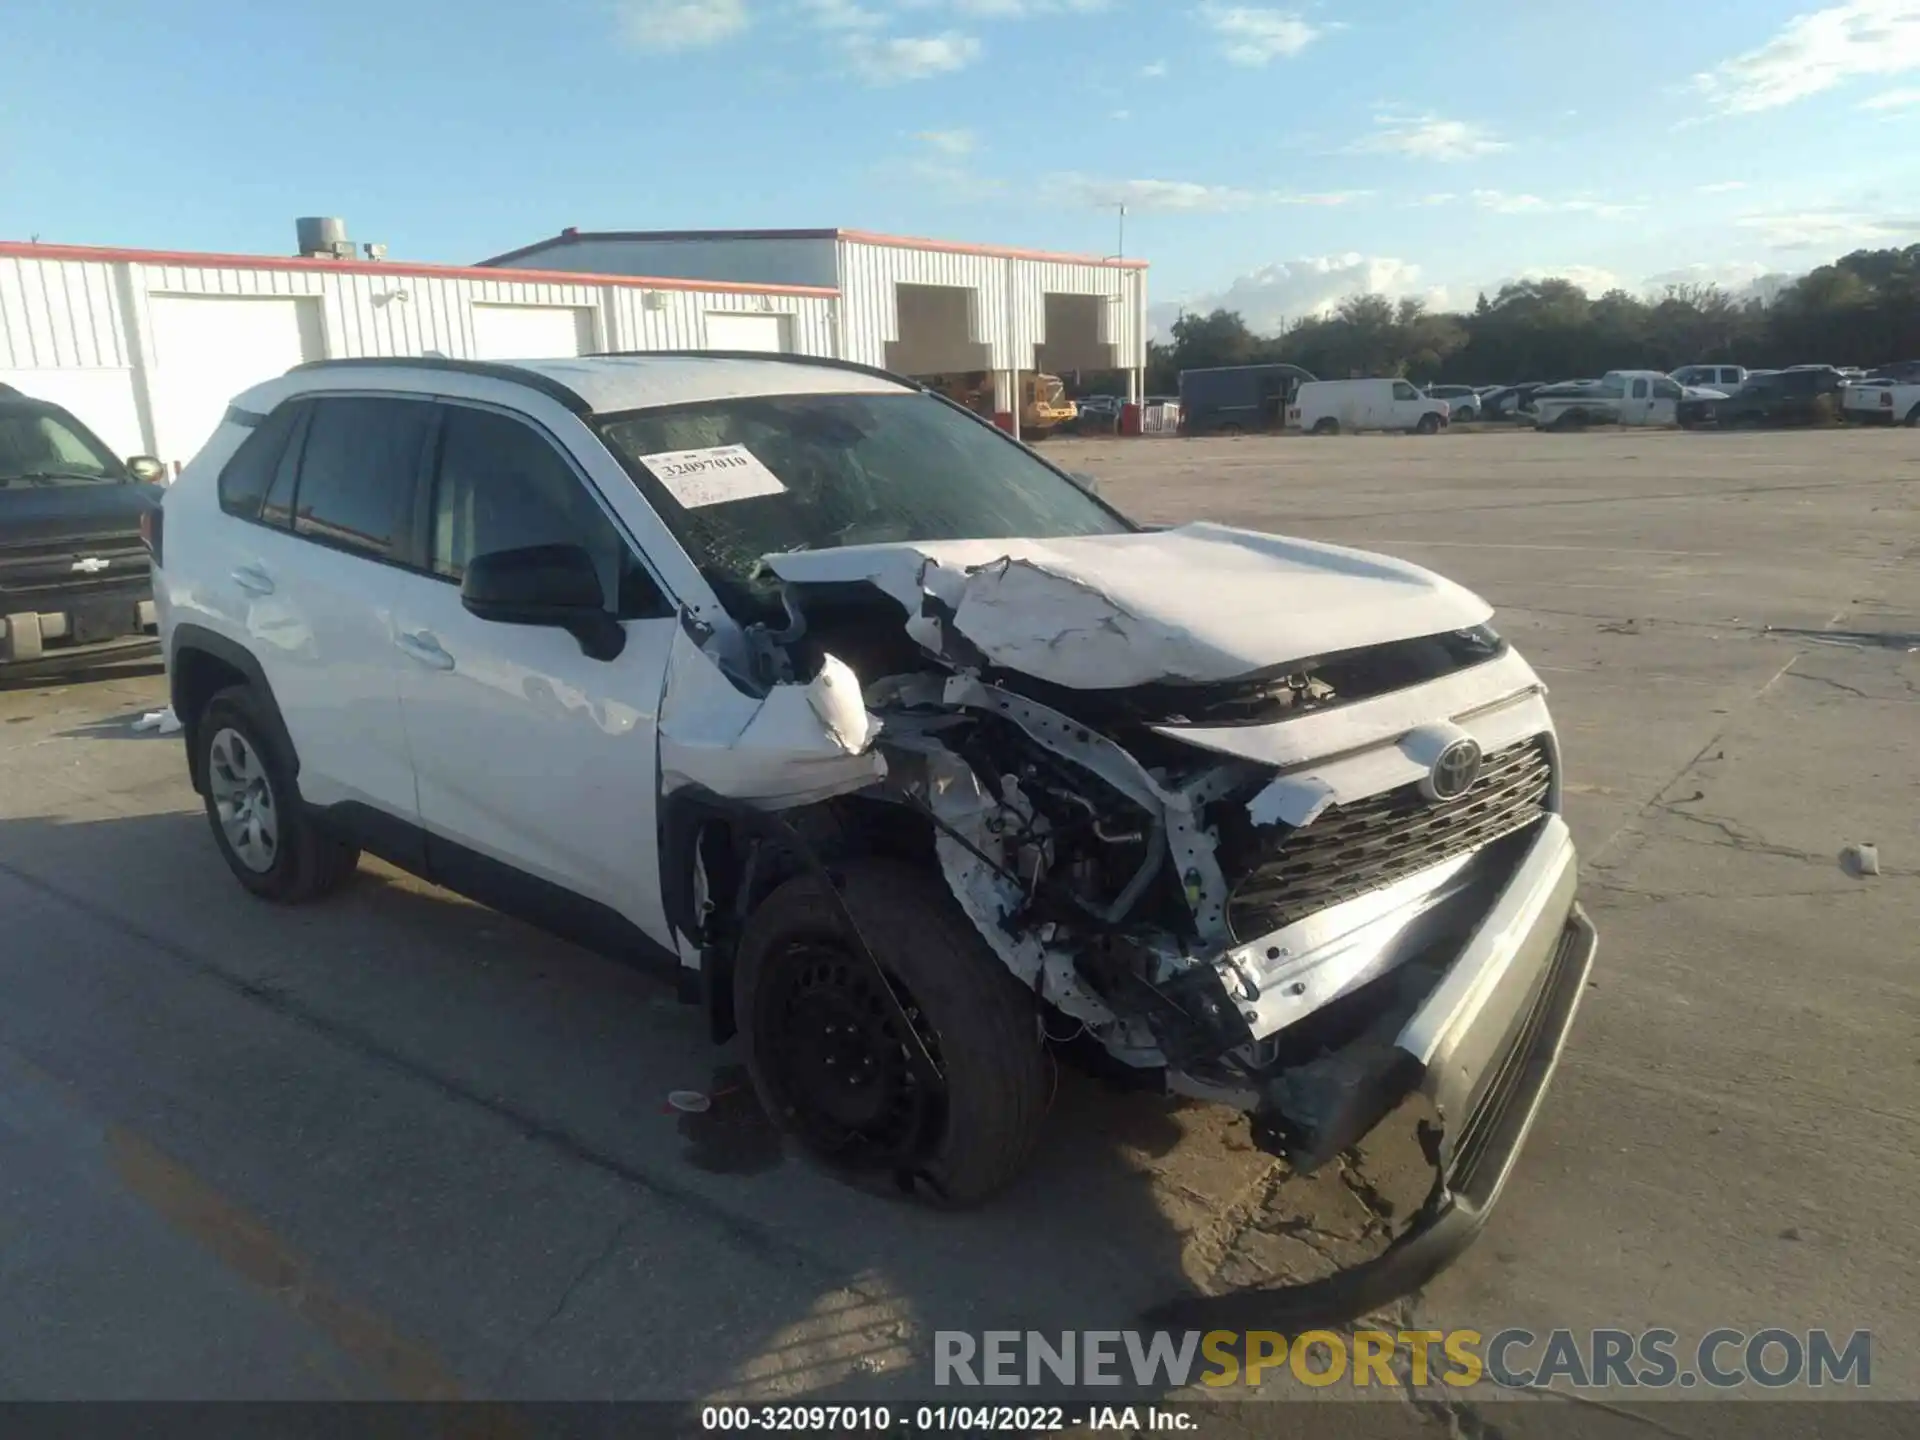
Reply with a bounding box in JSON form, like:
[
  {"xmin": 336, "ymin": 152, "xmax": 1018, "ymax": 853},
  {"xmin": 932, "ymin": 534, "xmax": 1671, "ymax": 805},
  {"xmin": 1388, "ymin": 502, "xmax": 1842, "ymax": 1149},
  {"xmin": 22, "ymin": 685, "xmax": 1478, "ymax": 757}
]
[
  {"xmin": 1066, "ymin": 470, "xmax": 1102, "ymax": 497},
  {"xmin": 461, "ymin": 544, "xmax": 626, "ymax": 662},
  {"xmin": 127, "ymin": 456, "xmax": 167, "ymax": 484}
]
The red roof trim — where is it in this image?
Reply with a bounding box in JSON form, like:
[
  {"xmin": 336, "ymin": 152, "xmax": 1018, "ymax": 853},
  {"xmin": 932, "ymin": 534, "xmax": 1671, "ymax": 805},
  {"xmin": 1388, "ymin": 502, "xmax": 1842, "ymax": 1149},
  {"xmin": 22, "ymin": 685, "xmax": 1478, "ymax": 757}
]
[
  {"xmin": 476, "ymin": 228, "xmax": 1149, "ymax": 272},
  {"xmin": 0, "ymin": 240, "xmax": 841, "ymax": 298}
]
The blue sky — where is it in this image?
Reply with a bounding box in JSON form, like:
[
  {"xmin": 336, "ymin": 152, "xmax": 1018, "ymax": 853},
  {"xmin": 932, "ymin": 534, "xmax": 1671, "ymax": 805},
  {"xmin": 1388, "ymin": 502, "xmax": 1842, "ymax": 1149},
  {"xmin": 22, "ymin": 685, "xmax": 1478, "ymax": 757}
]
[{"xmin": 6, "ymin": 0, "xmax": 1918, "ymax": 332}]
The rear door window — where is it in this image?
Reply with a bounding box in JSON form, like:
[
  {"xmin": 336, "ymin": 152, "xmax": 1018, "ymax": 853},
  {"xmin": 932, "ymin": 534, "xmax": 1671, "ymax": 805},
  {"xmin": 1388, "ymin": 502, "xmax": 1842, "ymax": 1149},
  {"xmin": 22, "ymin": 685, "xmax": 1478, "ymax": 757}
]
[
  {"xmin": 290, "ymin": 397, "xmax": 435, "ymax": 562},
  {"xmin": 1631, "ymin": 378, "xmax": 1651, "ymax": 399}
]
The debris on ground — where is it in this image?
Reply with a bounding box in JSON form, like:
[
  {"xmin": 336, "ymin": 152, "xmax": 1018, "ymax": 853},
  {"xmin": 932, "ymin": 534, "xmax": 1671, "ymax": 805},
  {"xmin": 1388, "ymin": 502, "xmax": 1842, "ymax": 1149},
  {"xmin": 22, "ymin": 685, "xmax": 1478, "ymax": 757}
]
[
  {"xmin": 1841, "ymin": 843, "xmax": 1881, "ymax": 878},
  {"xmin": 667, "ymin": 1090, "xmax": 713, "ymax": 1113},
  {"xmin": 131, "ymin": 707, "xmax": 182, "ymax": 735}
]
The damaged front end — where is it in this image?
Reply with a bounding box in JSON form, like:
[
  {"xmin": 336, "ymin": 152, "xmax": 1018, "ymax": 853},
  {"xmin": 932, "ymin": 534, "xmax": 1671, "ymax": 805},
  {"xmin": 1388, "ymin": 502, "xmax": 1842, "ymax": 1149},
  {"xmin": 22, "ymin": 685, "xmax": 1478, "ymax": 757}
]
[{"xmin": 663, "ymin": 522, "xmax": 1595, "ymax": 1264}]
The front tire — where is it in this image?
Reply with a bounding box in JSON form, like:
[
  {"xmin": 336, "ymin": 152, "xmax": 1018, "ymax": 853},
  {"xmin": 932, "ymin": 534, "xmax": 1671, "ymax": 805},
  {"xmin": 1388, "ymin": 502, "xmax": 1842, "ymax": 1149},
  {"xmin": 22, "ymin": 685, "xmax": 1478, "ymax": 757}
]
[
  {"xmin": 1310, "ymin": 418, "xmax": 1339, "ymax": 436},
  {"xmin": 735, "ymin": 859, "xmax": 1048, "ymax": 1206},
  {"xmin": 197, "ymin": 685, "xmax": 359, "ymax": 903},
  {"xmin": 1416, "ymin": 413, "xmax": 1441, "ymax": 435}
]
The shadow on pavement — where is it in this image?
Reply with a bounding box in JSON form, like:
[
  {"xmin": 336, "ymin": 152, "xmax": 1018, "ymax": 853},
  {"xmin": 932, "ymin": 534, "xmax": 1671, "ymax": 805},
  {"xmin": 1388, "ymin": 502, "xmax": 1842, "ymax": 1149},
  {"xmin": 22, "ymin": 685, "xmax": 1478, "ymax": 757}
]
[{"xmin": 0, "ymin": 805, "xmax": 1412, "ymax": 1403}]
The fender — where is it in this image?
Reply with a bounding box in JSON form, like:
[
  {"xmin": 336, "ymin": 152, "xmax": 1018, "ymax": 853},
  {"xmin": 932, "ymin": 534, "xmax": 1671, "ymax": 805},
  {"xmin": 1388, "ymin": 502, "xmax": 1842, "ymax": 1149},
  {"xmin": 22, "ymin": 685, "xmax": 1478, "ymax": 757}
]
[{"xmin": 168, "ymin": 622, "xmax": 299, "ymax": 796}]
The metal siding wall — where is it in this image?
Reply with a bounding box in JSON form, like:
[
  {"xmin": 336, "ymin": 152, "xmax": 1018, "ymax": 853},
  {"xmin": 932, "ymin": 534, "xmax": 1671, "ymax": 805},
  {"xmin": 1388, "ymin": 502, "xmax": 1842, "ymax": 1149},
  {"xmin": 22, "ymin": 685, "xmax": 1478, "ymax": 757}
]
[
  {"xmin": 837, "ymin": 240, "xmax": 1012, "ymax": 370},
  {"xmin": 834, "ymin": 242, "xmax": 1145, "ymax": 372},
  {"xmin": 0, "ymin": 256, "xmax": 128, "ymax": 367}
]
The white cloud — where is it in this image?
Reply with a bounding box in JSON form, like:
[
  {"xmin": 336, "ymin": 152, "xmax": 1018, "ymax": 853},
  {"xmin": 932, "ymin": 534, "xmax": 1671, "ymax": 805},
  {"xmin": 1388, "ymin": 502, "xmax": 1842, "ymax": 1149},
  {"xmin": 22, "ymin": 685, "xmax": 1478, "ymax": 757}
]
[
  {"xmin": 1511, "ymin": 264, "xmax": 1626, "ymax": 294},
  {"xmin": 1410, "ymin": 193, "xmax": 1458, "ymax": 206},
  {"xmin": 1696, "ymin": 180, "xmax": 1750, "ymax": 194},
  {"xmin": 844, "ymin": 29, "xmax": 982, "ymax": 82},
  {"xmin": 1470, "ymin": 191, "xmax": 1645, "ymax": 218},
  {"xmin": 1150, "ymin": 254, "xmax": 1432, "ymax": 336},
  {"xmin": 801, "ymin": 0, "xmax": 886, "ymax": 28},
  {"xmin": 1351, "ymin": 112, "xmax": 1509, "ymax": 160},
  {"xmin": 1141, "ymin": 60, "xmax": 1168, "ymax": 77},
  {"xmin": 939, "ymin": 0, "xmax": 1111, "ymax": 13},
  {"xmin": 1693, "ymin": 0, "xmax": 1920, "ymax": 113},
  {"xmin": 1111, "ymin": 108, "xmax": 1132, "ymax": 120},
  {"xmin": 914, "ymin": 128, "xmax": 976, "ymax": 155},
  {"xmin": 1198, "ymin": 5, "xmax": 1327, "ymax": 66},
  {"xmin": 1051, "ymin": 175, "xmax": 1265, "ymax": 212},
  {"xmin": 616, "ymin": 0, "xmax": 749, "ymax": 50},
  {"xmin": 1734, "ymin": 208, "xmax": 1920, "ymax": 249},
  {"xmin": 1642, "ymin": 261, "xmax": 1789, "ymax": 300},
  {"xmin": 1046, "ymin": 175, "xmax": 1371, "ymax": 212},
  {"xmin": 1860, "ymin": 85, "xmax": 1920, "ymax": 108}
]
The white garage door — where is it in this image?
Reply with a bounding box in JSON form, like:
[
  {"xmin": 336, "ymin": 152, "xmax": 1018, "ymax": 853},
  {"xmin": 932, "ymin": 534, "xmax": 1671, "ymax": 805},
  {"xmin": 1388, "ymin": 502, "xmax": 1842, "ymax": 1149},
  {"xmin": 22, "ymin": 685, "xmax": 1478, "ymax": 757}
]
[
  {"xmin": 704, "ymin": 312, "xmax": 789, "ymax": 353},
  {"xmin": 148, "ymin": 295, "xmax": 324, "ymax": 469},
  {"xmin": 470, "ymin": 304, "xmax": 594, "ymax": 360}
]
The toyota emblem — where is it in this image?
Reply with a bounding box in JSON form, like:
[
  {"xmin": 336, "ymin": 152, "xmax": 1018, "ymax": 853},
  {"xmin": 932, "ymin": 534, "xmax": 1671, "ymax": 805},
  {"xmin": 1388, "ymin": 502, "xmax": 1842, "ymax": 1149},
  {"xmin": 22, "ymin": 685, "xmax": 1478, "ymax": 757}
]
[{"xmin": 1425, "ymin": 739, "xmax": 1483, "ymax": 802}]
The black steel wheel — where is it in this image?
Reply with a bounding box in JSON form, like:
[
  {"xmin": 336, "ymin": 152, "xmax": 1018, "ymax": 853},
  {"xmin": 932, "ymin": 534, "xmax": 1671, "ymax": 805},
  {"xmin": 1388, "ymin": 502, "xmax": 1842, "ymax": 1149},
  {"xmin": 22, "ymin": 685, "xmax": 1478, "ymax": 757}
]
[
  {"xmin": 755, "ymin": 937, "xmax": 945, "ymax": 1168},
  {"xmin": 735, "ymin": 859, "xmax": 1048, "ymax": 1206}
]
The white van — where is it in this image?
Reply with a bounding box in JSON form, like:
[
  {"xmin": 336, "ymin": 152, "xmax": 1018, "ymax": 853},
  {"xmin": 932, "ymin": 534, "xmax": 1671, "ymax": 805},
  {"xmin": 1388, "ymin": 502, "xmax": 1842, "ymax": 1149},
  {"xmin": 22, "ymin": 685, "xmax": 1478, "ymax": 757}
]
[{"xmin": 1288, "ymin": 379, "xmax": 1450, "ymax": 435}]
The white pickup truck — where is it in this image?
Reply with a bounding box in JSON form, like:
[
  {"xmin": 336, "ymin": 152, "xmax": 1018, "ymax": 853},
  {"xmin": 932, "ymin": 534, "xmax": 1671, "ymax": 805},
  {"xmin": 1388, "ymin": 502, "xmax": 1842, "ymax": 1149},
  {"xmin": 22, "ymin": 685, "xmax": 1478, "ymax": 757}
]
[
  {"xmin": 1531, "ymin": 370, "xmax": 1726, "ymax": 430},
  {"xmin": 1841, "ymin": 377, "xmax": 1920, "ymax": 426}
]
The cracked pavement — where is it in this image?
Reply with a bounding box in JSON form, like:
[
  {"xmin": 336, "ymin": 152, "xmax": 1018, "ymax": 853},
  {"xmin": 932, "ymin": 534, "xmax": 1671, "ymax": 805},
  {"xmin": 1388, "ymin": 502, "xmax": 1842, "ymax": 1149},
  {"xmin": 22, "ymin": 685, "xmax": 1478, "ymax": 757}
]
[{"xmin": 1, "ymin": 427, "xmax": 1914, "ymax": 1421}]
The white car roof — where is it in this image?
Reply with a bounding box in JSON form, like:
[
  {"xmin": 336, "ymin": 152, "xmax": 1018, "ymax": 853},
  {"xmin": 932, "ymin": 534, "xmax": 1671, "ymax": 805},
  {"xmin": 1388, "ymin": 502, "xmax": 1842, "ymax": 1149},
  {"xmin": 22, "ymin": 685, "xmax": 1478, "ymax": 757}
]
[
  {"xmin": 242, "ymin": 354, "xmax": 914, "ymax": 418},
  {"xmin": 508, "ymin": 356, "xmax": 912, "ymax": 413}
]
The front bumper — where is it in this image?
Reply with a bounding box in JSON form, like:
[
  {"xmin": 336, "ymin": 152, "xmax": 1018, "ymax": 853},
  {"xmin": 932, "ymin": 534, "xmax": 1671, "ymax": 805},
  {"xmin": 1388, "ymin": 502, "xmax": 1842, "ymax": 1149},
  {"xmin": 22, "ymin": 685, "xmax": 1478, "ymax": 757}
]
[
  {"xmin": 1171, "ymin": 816, "xmax": 1595, "ymax": 1317},
  {"xmin": 1, "ymin": 598, "xmax": 159, "ymax": 670}
]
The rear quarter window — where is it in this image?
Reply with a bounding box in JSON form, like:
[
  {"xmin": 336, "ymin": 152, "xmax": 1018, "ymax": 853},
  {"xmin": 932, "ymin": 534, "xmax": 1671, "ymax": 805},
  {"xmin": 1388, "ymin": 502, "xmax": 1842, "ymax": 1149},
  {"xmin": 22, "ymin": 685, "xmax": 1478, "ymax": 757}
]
[{"xmin": 216, "ymin": 404, "xmax": 304, "ymax": 519}]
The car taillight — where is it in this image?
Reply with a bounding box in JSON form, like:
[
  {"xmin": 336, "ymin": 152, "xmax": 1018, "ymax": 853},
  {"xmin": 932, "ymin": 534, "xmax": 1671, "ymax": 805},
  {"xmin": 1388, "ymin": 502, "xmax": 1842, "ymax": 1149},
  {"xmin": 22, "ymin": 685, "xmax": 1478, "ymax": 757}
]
[
  {"xmin": 1882, "ymin": 392, "xmax": 1894, "ymax": 408},
  {"xmin": 140, "ymin": 505, "xmax": 163, "ymax": 567}
]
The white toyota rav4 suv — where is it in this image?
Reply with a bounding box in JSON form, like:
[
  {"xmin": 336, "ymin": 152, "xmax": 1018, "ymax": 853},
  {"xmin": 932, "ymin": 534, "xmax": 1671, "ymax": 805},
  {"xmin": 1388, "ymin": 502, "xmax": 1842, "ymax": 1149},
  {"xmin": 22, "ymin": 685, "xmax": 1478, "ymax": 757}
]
[{"xmin": 152, "ymin": 353, "xmax": 1594, "ymax": 1299}]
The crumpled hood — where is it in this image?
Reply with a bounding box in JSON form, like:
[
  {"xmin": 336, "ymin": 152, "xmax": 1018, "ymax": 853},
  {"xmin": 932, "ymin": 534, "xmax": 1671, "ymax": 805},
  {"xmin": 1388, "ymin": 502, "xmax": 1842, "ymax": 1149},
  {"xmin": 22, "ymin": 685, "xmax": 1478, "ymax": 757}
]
[{"xmin": 762, "ymin": 521, "xmax": 1494, "ymax": 689}]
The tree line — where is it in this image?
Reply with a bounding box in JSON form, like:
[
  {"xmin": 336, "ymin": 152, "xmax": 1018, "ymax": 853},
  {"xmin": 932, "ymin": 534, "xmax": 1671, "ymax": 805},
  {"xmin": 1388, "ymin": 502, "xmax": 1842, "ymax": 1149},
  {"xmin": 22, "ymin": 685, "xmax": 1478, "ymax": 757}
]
[{"xmin": 1142, "ymin": 243, "xmax": 1920, "ymax": 392}]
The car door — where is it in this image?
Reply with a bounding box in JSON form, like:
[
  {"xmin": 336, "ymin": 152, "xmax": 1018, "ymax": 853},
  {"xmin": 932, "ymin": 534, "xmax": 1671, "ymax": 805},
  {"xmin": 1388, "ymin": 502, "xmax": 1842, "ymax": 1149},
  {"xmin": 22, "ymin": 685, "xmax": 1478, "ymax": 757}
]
[
  {"xmin": 1620, "ymin": 376, "xmax": 1654, "ymax": 425},
  {"xmin": 1390, "ymin": 380, "xmax": 1422, "ymax": 429},
  {"xmin": 387, "ymin": 399, "xmax": 682, "ymax": 948},
  {"xmin": 209, "ymin": 393, "xmax": 431, "ymax": 821},
  {"xmin": 1648, "ymin": 376, "xmax": 1681, "ymax": 426}
]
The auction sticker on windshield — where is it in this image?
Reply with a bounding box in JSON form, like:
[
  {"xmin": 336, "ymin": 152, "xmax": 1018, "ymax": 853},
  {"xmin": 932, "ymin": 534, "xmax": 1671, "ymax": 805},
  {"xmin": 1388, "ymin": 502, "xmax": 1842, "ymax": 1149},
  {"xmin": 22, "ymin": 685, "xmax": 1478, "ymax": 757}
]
[{"xmin": 638, "ymin": 445, "xmax": 787, "ymax": 509}]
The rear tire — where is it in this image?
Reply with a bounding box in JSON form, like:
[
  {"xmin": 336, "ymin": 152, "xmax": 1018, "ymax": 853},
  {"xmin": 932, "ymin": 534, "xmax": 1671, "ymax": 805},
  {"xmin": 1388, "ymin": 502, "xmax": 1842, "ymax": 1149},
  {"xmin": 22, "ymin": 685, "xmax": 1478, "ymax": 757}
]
[
  {"xmin": 197, "ymin": 686, "xmax": 360, "ymax": 903},
  {"xmin": 1218, "ymin": 422, "xmax": 1245, "ymax": 437},
  {"xmin": 735, "ymin": 859, "xmax": 1048, "ymax": 1207},
  {"xmin": 1310, "ymin": 418, "xmax": 1339, "ymax": 436},
  {"xmin": 1906, "ymin": 403, "xmax": 1920, "ymax": 428}
]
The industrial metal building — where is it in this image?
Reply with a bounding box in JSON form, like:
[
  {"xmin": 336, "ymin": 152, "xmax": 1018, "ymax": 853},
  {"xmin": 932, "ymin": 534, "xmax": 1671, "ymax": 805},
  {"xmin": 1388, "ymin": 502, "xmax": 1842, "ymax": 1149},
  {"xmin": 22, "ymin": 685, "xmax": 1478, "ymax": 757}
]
[
  {"xmin": 479, "ymin": 228, "xmax": 1151, "ymax": 433},
  {"xmin": 1, "ymin": 223, "xmax": 1148, "ymax": 472}
]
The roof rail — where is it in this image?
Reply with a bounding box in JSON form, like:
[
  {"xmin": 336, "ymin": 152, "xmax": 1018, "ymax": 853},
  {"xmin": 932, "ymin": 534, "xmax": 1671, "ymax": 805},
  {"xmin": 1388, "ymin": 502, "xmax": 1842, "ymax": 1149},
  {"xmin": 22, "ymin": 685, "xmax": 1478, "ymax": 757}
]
[
  {"xmin": 586, "ymin": 349, "xmax": 926, "ymax": 392},
  {"xmin": 286, "ymin": 357, "xmax": 592, "ymax": 413}
]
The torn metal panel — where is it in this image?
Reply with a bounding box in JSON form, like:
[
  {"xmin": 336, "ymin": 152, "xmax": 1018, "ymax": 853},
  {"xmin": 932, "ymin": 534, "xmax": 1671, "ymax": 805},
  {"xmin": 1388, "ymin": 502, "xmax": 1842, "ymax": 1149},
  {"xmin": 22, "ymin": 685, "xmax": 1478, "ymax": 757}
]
[
  {"xmin": 657, "ymin": 626, "xmax": 886, "ymax": 809},
  {"xmin": 763, "ymin": 523, "xmax": 1495, "ymax": 690},
  {"xmin": 1165, "ymin": 649, "xmax": 1546, "ymax": 768}
]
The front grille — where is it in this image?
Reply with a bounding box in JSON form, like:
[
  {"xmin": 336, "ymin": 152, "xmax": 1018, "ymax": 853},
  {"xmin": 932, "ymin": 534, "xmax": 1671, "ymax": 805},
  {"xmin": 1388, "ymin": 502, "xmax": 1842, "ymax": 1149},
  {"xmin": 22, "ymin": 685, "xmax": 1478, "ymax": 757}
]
[
  {"xmin": 0, "ymin": 539, "xmax": 150, "ymax": 606},
  {"xmin": 1225, "ymin": 736, "xmax": 1553, "ymax": 940}
]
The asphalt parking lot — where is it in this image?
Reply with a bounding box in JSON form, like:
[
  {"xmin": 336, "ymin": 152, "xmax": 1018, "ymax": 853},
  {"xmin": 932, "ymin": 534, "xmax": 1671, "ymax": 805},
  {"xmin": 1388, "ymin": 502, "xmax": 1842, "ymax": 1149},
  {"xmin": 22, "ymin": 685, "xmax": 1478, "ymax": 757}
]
[{"xmin": 2, "ymin": 427, "xmax": 1915, "ymax": 1420}]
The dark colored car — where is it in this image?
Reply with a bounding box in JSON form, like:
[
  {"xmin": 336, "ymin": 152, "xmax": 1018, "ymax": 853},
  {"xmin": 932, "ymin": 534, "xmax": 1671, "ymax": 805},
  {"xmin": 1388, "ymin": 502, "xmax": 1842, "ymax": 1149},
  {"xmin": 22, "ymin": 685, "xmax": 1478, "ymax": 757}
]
[
  {"xmin": 0, "ymin": 385, "xmax": 168, "ymax": 674},
  {"xmin": 1714, "ymin": 368, "xmax": 1846, "ymax": 427},
  {"xmin": 1479, "ymin": 383, "xmax": 1552, "ymax": 420},
  {"xmin": 1177, "ymin": 363, "xmax": 1316, "ymax": 436}
]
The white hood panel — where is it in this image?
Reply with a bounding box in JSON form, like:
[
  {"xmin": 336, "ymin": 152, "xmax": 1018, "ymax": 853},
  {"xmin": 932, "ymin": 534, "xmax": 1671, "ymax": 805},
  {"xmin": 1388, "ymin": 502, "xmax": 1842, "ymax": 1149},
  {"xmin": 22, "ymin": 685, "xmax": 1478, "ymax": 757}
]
[{"xmin": 762, "ymin": 522, "xmax": 1494, "ymax": 689}]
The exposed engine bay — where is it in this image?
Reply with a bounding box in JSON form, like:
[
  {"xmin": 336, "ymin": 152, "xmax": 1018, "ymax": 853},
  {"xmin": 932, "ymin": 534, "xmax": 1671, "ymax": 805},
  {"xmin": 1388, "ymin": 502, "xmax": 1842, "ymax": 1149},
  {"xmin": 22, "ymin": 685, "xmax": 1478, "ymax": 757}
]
[{"xmin": 658, "ymin": 523, "xmax": 1579, "ymax": 1185}]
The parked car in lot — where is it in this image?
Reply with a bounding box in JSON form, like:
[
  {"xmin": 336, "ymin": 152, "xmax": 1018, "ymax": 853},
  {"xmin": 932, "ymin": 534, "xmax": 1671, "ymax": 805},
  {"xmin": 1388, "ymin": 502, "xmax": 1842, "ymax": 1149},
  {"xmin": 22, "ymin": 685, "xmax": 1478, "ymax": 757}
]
[
  {"xmin": 1073, "ymin": 394, "xmax": 1123, "ymax": 433},
  {"xmin": 1843, "ymin": 377, "xmax": 1920, "ymax": 426},
  {"xmin": 0, "ymin": 384, "xmax": 168, "ymax": 673},
  {"xmin": 1530, "ymin": 371, "xmax": 1706, "ymax": 430},
  {"xmin": 1716, "ymin": 368, "xmax": 1846, "ymax": 426},
  {"xmin": 153, "ymin": 351, "xmax": 1595, "ymax": 1261},
  {"xmin": 1289, "ymin": 378, "xmax": 1451, "ymax": 434},
  {"xmin": 1671, "ymin": 364, "xmax": 1747, "ymax": 392},
  {"xmin": 1178, "ymin": 363, "xmax": 1316, "ymax": 436},
  {"xmin": 1478, "ymin": 383, "xmax": 1551, "ymax": 421},
  {"xmin": 1424, "ymin": 384, "xmax": 1484, "ymax": 421}
]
